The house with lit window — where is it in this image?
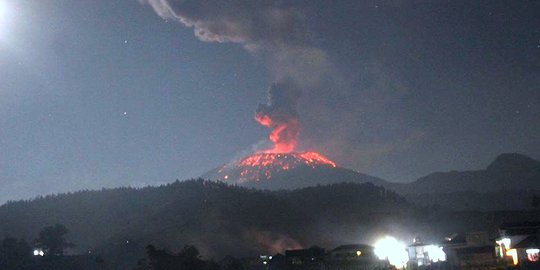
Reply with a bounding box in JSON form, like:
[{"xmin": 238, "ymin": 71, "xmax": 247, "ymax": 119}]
[
  {"xmin": 496, "ymin": 222, "xmax": 540, "ymax": 269},
  {"xmin": 406, "ymin": 237, "xmax": 446, "ymax": 269},
  {"xmin": 514, "ymin": 235, "xmax": 539, "ymax": 269}
]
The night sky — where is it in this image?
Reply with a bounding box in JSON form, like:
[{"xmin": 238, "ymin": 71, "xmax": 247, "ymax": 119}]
[{"xmin": 0, "ymin": 0, "xmax": 539, "ymax": 202}]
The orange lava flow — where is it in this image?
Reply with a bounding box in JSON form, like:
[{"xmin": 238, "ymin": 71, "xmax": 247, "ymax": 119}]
[
  {"xmin": 297, "ymin": 152, "xmax": 337, "ymax": 167},
  {"xmin": 238, "ymin": 152, "xmax": 336, "ymax": 168},
  {"xmin": 219, "ymin": 151, "xmax": 337, "ymax": 182}
]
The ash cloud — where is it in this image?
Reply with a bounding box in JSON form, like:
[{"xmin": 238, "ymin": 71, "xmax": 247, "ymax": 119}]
[
  {"xmin": 139, "ymin": 0, "xmax": 422, "ymax": 175},
  {"xmin": 142, "ymin": 0, "xmax": 311, "ymax": 49},
  {"xmin": 255, "ymin": 80, "xmax": 301, "ymax": 153},
  {"xmin": 141, "ymin": 0, "xmax": 333, "ymax": 153},
  {"xmin": 140, "ymin": 0, "xmax": 408, "ymax": 172},
  {"xmin": 140, "ymin": 0, "xmax": 332, "ymax": 87}
]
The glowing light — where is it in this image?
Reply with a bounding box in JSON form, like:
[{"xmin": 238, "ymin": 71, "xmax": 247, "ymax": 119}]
[
  {"xmin": 255, "ymin": 109, "xmax": 300, "ymax": 153},
  {"xmin": 506, "ymin": 248, "xmax": 518, "ymax": 265},
  {"xmin": 225, "ymin": 151, "xmax": 337, "ymax": 182},
  {"xmin": 496, "ymin": 238, "xmax": 512, "ymax": 258},
  {"xmin": 496, "ymin": 238, "xmax": 511, "ymax": 250},
  {"xmin": 33, "ymin": 249, "xmax": 44, "ymax": 256},
  {"xmin": 0, "ymin": 0, "xmax": 18, "ymax": 43},
  {"xmin": 374, "ymin": 236, "xmax": 409, "ymax": 269},
  {"xmin": 424, "ymin": 245, "xmax": 446, "ymax": 262},
  {"xmin": 526, "ymin": 249, "xmax": 539, "ymax": 262},
  {"xmin": 356, "ymin": 250, "xmax": 362, "ymax": 256},
  {"xmin": 0, "ymin": 1, "xmax": 7, "ymax": 35},
  {"xmin": 298, "ymin": 152, "xmax": 337, "ymax": 167},
  {"xmin": 238, "ymin": 152, "xmax": 336, "ymax": 169}
]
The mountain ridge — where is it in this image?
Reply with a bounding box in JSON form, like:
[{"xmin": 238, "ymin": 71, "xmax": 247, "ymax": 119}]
[
  {"xmin": 202, "ymin": 152, "xmax": 540, "ymax": 195},
  {"xmin": 399, "ymin": 153, "xmax": 540, "ymax": 194},
  {"xmin": 0, "ymin": 180, "xmax": 411, "ymax": 258}
]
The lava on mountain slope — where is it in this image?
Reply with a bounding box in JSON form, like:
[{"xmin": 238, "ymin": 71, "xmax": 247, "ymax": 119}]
[
  {"xmin": 212, "ymin": 81, "xmax": 338, "ymax": 184},
  {"xmin": 217, "ymin": 151, "xmax": 337, "ymax": 183}
]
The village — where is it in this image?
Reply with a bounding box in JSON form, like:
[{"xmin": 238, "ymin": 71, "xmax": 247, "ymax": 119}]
[{"xmin": 229, "ymin": 222, "xmax": 540, "ymax": 270}]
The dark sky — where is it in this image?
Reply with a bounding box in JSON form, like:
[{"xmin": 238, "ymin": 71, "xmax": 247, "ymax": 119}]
[{"xmin": 0, "ymin": 0, "xmax": 539, "ymax": 202}]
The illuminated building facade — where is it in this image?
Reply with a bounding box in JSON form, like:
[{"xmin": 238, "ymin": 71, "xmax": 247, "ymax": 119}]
[
  {"xmin": 407, "ymin": 237, "xmax": 446, "ymax": 268},
  {"xmin": 496, "ymin": 222, "xmax": 540, "ymax": 269}
]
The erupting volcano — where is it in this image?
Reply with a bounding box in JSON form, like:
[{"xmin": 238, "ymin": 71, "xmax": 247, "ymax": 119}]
[
  {"xmin": 202, "ymin": 79, "xmax": 384, "ymax": 189},
  {"xmin": 214, "ymin": 80, "xmax": 336, "ymax": 182},
  {"xmin": 201, "ymin": 150, "xmax": 385, "ymax": 190},
  {"xmin": 218, "ymin": 151, "xmax": 337, "ymax": 183}
]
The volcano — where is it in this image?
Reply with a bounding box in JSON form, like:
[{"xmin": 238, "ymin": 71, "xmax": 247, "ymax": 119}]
[
  {"xmin": 202, "ymin": 151, "xmax": 388, "ymax": 190},
  {"xmin": 202, "ymin": 81, "xmax": 388, "ymax": 189}
]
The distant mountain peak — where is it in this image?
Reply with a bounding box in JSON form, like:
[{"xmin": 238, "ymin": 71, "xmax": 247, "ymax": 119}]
[
  {"xmin": 396, "ymin": 153, "xmax": 540, "ymax": 196},
  {"xmin": 487, "ymin": 153, "xmax": 540, "ymax": 173}
]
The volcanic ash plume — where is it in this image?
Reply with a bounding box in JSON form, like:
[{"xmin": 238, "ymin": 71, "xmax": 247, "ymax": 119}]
[
  {"xmin": 204, "ymin": 80, "xmax": 336, "ymax": 184},
  {"xmin": 255, "ymin": 80, "xmax": 301, "ymax": 153}
]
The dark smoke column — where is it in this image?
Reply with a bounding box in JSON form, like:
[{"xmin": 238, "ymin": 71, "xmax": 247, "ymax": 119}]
[{"xmin": 255, "ymin": 80, "xmax": 301, "ymax": 153}]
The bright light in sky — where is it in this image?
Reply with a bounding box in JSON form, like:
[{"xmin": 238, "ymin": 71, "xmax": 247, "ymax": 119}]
[
  {"xmin": 0, "ymin": 0, "xmax": 9, "ymax": 38},
  {"xmin": 0, "ymin": 0, "xmax": 17, "ymax": 42},
  {"xmin": 0, "ymin": 2, "xmax": 5, "ymax": 21},
  {"xmin": 374, "ymin": 236, "xmax": 409, "ymax": 269}
]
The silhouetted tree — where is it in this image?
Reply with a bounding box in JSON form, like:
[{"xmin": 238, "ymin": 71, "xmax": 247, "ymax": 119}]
[
  {"xmin": 143, "ymin": 244, "xmax": 218, "ymax": 270},
  {"xmin": 35, "ymin": 224, "xmax": 74, "ymax": 256},
  {"xmin": 0, "ymin": 237, "xmax": 33, "ymax": 269},
  {"xmin": 221, "ymin": 256, "xmax": 245, "ymax": 270}
]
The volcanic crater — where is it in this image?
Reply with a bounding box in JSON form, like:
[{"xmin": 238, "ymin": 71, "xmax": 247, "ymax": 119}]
[{"xmin": 202, "ymin": 151, "xmax": 386, "ymax": 190}]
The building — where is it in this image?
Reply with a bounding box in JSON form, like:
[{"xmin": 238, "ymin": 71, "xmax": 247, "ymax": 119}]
[
  {"xmin": 407, "ymin": 237, "xmax": 446, "ymax": 269},
  {"xmin": 496, "ymin": 222, "xmax": 540, "ymax": 269},
  {"xmin": 266, "ymin": 244, "xmax": 390, "ymax": 270},
  {"xmin": 443, "ymin": 231, "xmax": 499, "ymax": 270},
  {"xmin": 326, "ymin": 244, "xmax": 389, "ymax": 270},
  {"xmin": 283, "ymin": 246, "xmax": 326, "ymax": 270}
]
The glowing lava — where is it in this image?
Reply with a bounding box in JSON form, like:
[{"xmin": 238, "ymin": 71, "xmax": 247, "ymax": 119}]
[
  {"xmin": 255, "ymin": 114, "xmax": 300, "ymax": 153},
  {"xmin": 210, "ymin": 80, "xmax": 338, "ymax": 185},
  {"xmin": 255, "ymin": 80, "xmax": 301, "ymax": 154},
  {"xmin": 217, "ymin": 151, "xmax": 337, "ymax": 183}
]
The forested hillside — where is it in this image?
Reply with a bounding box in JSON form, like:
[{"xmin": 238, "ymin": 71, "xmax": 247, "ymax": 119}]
[
  {"xmin": 0, "ymin": 180, "xmax": 410, "ymax": 258},
  {"xmin": 2, "ymin": 179, "xmax": 539, "ymax": 269}
]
